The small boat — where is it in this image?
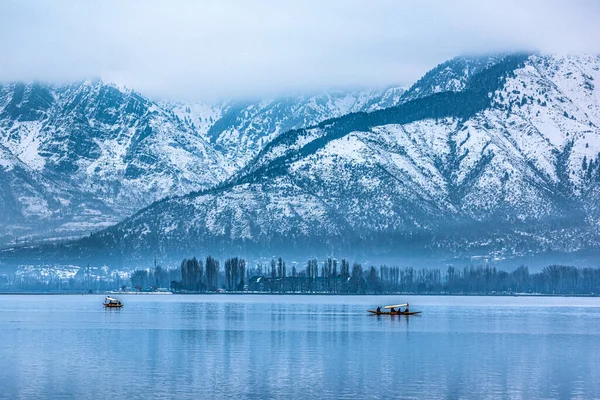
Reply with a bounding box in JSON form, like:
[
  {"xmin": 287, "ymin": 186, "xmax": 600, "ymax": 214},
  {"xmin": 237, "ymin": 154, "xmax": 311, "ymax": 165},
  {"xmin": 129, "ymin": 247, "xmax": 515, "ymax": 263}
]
[
  {"xmin": 103, "ymin": 296, "xmax": 123, "ymax": 308},
  {"xmin": 367, "ymin": 310, "xmax": 421, "ymax": 315},
  {"xmin": 368, "ymin": 302, "xmax": 421, "ymax": 315}
]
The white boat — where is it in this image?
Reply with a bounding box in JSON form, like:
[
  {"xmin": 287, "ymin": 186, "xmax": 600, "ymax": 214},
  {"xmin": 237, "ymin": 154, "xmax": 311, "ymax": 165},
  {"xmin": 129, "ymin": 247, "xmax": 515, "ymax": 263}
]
[{"xmin": 103, "ymin": 296, "xmax": 123, "ymax": 308}]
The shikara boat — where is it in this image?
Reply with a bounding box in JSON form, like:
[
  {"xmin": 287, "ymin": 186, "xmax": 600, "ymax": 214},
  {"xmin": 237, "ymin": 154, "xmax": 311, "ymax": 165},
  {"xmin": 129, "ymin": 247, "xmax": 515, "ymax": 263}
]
[
  {"xmin": 368, "ymin": 303, "xmax": 420, "ymax": 315},
  {"xmin": 367, "ymin": 310, "xmax": 421, "ymax": 315},
  {"xmin": 103, "ymin": 296, "xmax": 123, "ymax": 308}
]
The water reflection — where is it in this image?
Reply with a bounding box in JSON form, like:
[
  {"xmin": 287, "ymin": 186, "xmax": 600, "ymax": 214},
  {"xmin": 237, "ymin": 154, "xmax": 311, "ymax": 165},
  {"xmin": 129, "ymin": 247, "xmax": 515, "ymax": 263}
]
[{"xmin": 0, "ymin": 295, "xmax": 599, "ymax": 399}]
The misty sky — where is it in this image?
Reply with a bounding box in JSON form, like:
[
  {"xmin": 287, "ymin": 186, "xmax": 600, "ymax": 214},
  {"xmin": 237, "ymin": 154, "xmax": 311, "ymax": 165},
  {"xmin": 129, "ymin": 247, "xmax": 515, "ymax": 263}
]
[{"xmin": 1, "ymin": 0, "xmax": 599, "ymax": 101}]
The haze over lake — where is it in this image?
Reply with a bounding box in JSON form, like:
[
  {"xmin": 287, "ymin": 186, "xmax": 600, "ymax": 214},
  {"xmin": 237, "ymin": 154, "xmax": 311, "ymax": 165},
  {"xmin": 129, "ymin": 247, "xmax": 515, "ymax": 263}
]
[{"xmin": 1, "ymin": 295, "xmax": 599, "ymax": 399}]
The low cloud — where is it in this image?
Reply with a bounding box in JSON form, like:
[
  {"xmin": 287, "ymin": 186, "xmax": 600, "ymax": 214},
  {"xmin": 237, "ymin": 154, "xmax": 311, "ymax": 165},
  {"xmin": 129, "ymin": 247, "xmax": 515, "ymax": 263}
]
[{"xmin": 1, "ymin": 0, "xmax": 599, "ymax": 101}]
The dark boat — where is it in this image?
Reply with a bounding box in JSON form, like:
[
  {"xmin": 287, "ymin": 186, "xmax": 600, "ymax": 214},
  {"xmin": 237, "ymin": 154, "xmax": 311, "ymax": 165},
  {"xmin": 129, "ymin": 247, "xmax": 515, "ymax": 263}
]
[
  {"xmin": 368, "ymin": 302, "xmax": 420, "ymax": 315},
  {"xmin": 367, "ymin": 310, "xmax": 421, "ymax": 315}
]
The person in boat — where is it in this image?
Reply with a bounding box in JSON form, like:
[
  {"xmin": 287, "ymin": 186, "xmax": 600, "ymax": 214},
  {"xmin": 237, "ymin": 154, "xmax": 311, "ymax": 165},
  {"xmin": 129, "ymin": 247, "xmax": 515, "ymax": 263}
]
[
  {"xmin": 404, "ymin": 304, "xmax": 409, "ymax": 313},
  {"xmin": 390, "ymin": 307, "xmax": 396, "ymax": 314},
  {"xmin": 376, "ymin": 307, "xmax": 381, "ymax": 313}
]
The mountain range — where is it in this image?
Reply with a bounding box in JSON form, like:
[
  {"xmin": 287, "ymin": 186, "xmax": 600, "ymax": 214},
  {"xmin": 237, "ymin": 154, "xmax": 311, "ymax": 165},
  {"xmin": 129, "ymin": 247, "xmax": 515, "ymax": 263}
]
[
  {"xmin": 2, "ymin": 52, "xmax": 600, "ymax": 268},
  {"xmin": 0, "ymin": 81, "xmax": 404, "ymax": 244}
]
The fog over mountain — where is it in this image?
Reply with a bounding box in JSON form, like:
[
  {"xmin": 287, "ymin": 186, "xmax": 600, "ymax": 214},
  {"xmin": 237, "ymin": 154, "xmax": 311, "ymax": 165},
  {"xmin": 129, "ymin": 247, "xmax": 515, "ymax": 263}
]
[{"xmin": 1, "ymin": 1, "xmax": 600, "ymax": 100}]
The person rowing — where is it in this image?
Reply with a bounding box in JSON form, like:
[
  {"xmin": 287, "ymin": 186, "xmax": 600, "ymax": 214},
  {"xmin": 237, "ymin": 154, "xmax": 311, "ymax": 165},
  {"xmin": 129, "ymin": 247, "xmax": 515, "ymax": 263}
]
[{"xmin": 376, "ymin": 306, "xmax": 381, "ymax": 314}]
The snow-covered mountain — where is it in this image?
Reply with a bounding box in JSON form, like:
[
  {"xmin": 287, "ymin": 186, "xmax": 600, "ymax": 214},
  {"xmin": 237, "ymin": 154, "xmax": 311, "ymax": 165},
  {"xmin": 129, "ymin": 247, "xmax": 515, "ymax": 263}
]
[
  {"xmin": 0, "ymin": 81, "xmax": 404, "ymax": 243},
  {"xmin": 0, "ymin": 80, "xmax": 235, "ymax": 241},
  {"xmin": 23, "ymin": 52, "xmax": 600, "ymax": 267},
  {"xmin": 164, "ymin": 86, "xmax": 405, "ymax": 169}
]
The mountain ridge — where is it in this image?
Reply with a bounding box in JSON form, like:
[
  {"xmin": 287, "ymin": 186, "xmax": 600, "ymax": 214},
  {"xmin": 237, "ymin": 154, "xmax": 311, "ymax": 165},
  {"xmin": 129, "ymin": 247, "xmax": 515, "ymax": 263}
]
[
  {"xmin": 0, "ymin": 80, "xmax": 405, "ymax": 244},
  {"xmin": 7, "ymin": 52, "xmax": 600, "ymax": 268}
]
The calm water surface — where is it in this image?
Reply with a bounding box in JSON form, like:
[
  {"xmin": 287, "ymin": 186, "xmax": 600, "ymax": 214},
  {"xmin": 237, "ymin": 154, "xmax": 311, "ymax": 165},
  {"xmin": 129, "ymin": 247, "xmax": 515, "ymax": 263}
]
[{"xmin": 0, "ymin": 295, "xmax": 599, "ymax": 400}]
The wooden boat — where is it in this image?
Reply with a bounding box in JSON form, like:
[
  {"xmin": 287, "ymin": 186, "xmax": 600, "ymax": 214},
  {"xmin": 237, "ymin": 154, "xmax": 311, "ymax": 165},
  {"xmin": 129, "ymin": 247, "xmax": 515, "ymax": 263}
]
[
  {"xmin": 103, "ymin": 296, "xmax": 123, "ymax": 308},
  {"xmin": 368, "ymin": 302, "xmax": 421, "ymax": 315},
  {"xmin": 368, "ymin": 310, "xmax": 421, "ymax": 315}
]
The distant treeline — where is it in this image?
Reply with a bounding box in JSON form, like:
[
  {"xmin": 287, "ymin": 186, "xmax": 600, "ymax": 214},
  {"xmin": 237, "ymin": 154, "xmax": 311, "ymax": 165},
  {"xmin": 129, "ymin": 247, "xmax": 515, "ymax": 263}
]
[
  {"xmin": 2, "ymin": 256, "xmax": 600, "ymax": 295},
  {"xmin": 137, "ymin": 256, "xmax": 600, "ymax": 295}
]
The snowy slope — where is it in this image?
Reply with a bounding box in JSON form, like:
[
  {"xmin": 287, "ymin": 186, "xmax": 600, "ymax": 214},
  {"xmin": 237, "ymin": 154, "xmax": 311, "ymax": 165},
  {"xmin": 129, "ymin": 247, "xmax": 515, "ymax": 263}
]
[
  {"xmin": 0, "ymin": 80, "xmax": 233, "ymax": 242},
  {"xmin": 401, "ymin": 55, "xmax": 507, "ymax": 102},
  {"xmin": 0, "ymin": 81, "xmax": 405, "ymax": 243},
  {"xmin": 40, "ymin": 53, "xmax": 600, "ymax": 265},
  {"xmin": 164, "ymin": 86, "xmax": 405, "ymax": 168}
]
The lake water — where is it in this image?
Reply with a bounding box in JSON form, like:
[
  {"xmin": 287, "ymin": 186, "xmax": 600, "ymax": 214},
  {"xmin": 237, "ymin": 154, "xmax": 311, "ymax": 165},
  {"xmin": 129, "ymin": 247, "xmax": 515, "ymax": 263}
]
[{"xmin": 0, "ymin": 295, "xmax": 599, "ymax": 400}]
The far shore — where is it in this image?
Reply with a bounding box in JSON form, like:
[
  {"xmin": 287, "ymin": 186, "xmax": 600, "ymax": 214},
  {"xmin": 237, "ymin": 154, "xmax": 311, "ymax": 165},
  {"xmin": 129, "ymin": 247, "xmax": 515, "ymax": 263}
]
[{"xmin": 0, "ymin": 291, "xmax": 598, "ymax": 297}]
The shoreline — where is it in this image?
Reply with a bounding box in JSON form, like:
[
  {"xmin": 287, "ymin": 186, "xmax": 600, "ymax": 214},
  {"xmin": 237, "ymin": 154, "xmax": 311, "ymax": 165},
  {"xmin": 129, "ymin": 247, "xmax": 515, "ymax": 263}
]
[{"xmin": 0, "ymin": 291, "xmax": 598, "ymax": 297}]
